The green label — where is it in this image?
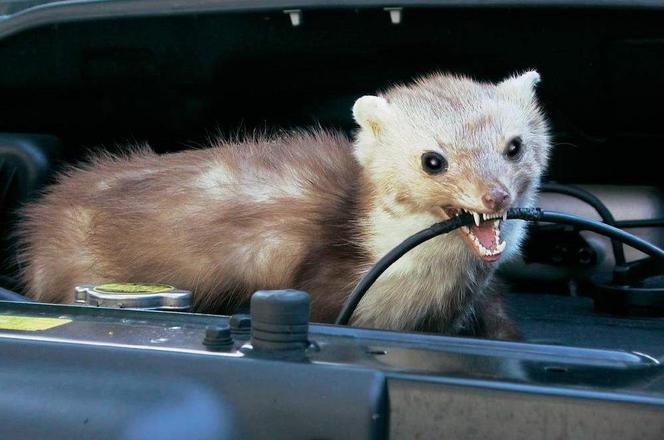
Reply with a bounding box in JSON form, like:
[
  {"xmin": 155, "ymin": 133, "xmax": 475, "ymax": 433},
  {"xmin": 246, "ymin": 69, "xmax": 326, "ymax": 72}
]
[
  {"xmin": 0, "ymin": 315, "xmax": 72, "ymax": 331},
  {"xmin": 93, "ymin": 283, "xmax": 175, "ymax": 294}
]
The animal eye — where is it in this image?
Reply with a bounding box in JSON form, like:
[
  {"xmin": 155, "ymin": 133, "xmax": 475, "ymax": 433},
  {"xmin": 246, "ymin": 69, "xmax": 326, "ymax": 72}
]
[
  {"xmin": 421, "ymin": 151, "xmax": 448, "ymax": 174},
  {"xmin": 504, "ymin": 137, "xmax": 524, "ymax": 161}
]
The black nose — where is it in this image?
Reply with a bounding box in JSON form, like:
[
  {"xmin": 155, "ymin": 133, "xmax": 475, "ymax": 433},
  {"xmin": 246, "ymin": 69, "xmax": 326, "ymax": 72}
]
[{"xmin": 482, "ymin": 186, "xmax": 511, "ymax": 211}]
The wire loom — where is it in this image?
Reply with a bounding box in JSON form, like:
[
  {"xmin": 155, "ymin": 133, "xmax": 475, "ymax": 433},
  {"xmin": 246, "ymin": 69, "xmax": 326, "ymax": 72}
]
[{"xmin": 335, "ymin": 208, "xmax": 664, "ymax": 325}]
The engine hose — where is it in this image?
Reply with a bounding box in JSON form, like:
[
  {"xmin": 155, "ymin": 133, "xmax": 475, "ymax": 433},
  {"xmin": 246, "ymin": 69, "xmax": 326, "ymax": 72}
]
[{"xmin": 334, "ymin": 208, "xmax": 664, "ymax": 325}]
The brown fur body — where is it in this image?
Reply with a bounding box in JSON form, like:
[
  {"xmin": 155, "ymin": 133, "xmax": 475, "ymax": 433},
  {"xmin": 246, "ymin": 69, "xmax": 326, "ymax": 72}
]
[
  {"xmin": 17, "ymin": 72, "xmax": 550, "ymax": 339},
  {"xmin": 18, "ymin": 132, "xmax": 372, "ymax": 323}
]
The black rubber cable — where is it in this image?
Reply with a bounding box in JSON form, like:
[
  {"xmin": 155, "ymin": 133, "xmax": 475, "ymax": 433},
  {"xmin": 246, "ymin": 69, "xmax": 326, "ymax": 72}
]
[
  {"xmin": 539, "ymin": 183, "xmax": 626, "ymax": 265},
  {"xmin": 335, "ymin": 208, "xmax": 664, "ymax": 325},
  {"xmin": 615, "ymin": 218, "xmax": 664, "ymax": 229}
]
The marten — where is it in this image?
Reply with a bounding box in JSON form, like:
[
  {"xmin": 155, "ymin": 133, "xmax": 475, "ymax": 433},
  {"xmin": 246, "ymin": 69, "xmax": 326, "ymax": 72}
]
[{"xmin": 17, "ymin": 71, "xmax": 551, "ymax": 339}]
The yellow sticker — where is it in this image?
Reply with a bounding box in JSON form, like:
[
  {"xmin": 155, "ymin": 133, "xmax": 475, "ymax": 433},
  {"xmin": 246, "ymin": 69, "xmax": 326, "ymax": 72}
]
[
  {"xmin": 93, "ymin": 283, "xmax": 175, "ymax": 294},
  {"xmin": 0, "ymin": 315, "xmax": 72, "ymax": 331}
]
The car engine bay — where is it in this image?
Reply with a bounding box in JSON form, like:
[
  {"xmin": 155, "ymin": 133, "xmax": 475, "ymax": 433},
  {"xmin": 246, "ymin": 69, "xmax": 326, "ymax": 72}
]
[{"xmin": 0, "ymin": 2, "xmax": 663, "ymax": 438}]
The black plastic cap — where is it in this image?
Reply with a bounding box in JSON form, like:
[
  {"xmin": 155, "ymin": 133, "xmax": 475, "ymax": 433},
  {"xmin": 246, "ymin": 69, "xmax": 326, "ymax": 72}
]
[
  {"xmin": 250, "ymin": 290, "xmax": 310, "ymax": 352},
  {"xmin": 203, "ymin": 324, "xmax": 234, "ymax": 351},
  {"xmin": 229, "ymin": 313, "xmax": 251, "ymax": 339}
]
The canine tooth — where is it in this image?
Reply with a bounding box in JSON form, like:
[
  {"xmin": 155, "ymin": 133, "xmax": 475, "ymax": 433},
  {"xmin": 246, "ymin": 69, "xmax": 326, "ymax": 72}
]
[
  {"xmin": 472, "ymin": 212, "xmax": 481, "ymax": 226},
  {"xmin": 496, "ymin": 240, "xmax": 506, "ymax": 253},
  {"xmin": 461, "ymin": 226, "xmax": 470, "ymax": 233},
  {"xmin": 503, "ymin": 211, "xmax": 508, "ymax": 221}
]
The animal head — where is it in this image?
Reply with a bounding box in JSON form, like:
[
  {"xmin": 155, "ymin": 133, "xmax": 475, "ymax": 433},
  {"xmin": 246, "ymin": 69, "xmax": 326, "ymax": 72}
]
[{"xmin": 352, "ymin": 71, "xmax": 551, "ymax": 262}]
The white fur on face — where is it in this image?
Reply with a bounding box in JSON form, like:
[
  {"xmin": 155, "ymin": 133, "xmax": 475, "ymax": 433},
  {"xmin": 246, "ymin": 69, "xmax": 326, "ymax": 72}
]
[
  {"xmin": 350, "ymin": 71, "xmax": 550, "ymax": 329},
  {"xmin": 353, "ymin": 71, "xmax": 549, "ymax": 214}
]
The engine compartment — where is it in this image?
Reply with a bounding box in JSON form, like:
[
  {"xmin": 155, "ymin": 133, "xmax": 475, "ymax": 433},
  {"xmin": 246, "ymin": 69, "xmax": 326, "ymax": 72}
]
[{"xmin": 0, "ymin": 2, "xmax": 663, "ymax": 352}]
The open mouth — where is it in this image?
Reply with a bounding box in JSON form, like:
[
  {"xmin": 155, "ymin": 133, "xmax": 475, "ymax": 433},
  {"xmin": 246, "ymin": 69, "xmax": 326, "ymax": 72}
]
[{"xmin": 443, "ymin": 207, "xmax": 507, "ymax": 262}]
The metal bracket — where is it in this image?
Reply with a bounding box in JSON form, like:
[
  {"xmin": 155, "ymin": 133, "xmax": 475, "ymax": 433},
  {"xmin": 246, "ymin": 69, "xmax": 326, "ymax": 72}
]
[
  {"xmin": 284, "ymin": 9, "xmax": 302, "ymax": 27},
  {"xmin": 384, "ymin": 7, "xmax": 403, "ymax": 25}
]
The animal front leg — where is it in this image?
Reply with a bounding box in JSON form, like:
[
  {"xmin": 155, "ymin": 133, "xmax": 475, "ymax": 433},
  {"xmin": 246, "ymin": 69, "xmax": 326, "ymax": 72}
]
[{"xmin": 472, "ymin": 290, "xmax": 521, "ymax": 341}]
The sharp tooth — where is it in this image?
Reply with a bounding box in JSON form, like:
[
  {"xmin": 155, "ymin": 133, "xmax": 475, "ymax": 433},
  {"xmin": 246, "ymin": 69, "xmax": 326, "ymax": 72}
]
[
  {"xmin": 472, "ymin": 212, "xmax": 481, "ymax": 226},
  {"xmin": 496, "ymin": 240, "xmax": 506, "ymax": 253},
  {"xmin": 503, "ymin": 211, "xmax": 508, "ymax": 221},
  {"xmin": 461, "ymin": 226, "xmax": 470, "ymax": 233}
]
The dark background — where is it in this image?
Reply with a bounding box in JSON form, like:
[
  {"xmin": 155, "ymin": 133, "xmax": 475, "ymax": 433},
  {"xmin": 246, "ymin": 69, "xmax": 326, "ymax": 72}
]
[{"xmin": 1, "ymin": 7, "xmax": 663, "ymax": 185}]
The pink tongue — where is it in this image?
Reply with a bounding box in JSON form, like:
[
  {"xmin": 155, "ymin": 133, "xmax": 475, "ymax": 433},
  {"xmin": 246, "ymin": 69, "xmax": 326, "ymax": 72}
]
[{"xmin": 471, "ymin": 222, "xmax": 497, "ymax": 250}]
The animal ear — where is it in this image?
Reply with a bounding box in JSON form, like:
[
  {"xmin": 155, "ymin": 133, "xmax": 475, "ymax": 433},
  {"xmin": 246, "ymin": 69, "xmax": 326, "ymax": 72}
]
[
  {"xmin": 352, "ymin": 95, "xmax": 392, "ymax": 137},
  {"xmin": 498, "ymin": 70, "xmax": 541, "ymax": 101}
]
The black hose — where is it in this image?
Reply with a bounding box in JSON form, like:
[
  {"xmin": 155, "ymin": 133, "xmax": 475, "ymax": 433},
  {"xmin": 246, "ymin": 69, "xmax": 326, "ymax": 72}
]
[
  {"xmin": 615, "ymin": 218, "xmax": 664, "ymax": 229},
  {"xmin": 334, "ymin": 208, "xmax": 664, "ymax": 325},
  {"xmin": 539, "ymin": 183, "xmax": 626, "ymax": 265}
]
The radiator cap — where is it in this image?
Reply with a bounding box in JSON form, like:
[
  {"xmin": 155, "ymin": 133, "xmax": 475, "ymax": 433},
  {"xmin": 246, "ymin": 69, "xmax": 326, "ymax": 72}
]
[{"xmin": 74, "ymin": 283, "xmax": 192, "ymax": 311}]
